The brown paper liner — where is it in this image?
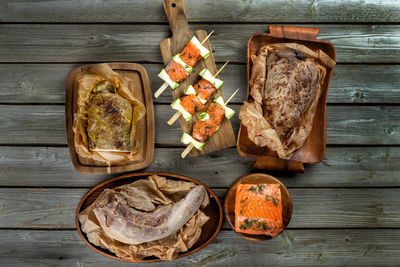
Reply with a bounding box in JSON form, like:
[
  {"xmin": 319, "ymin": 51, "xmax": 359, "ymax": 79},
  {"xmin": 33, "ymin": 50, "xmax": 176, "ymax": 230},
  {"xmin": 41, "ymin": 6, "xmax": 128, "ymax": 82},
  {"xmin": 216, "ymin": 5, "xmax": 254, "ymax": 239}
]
[
  {"xmin": 239, "ymin": 43, "xmax": 335, "ymax": 159},
  {"xmin": 72, "ymin": 63, "xmax": 146, "ymax": 166},
  {"xmin": 79, "ymin": 175, "xmax": 210, "ymax": 261}
]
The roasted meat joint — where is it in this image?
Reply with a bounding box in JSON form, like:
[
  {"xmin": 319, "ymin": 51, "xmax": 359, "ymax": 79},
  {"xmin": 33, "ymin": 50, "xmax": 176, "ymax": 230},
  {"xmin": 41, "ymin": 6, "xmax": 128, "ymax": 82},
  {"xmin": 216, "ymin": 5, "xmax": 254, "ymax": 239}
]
[
  {"xmin": 239, "ymin": 43, "xmax": 336, "ymax": 159},
  {"xmin": 73, "ymin": 64, "xmax": 146, "ymax": 166}
]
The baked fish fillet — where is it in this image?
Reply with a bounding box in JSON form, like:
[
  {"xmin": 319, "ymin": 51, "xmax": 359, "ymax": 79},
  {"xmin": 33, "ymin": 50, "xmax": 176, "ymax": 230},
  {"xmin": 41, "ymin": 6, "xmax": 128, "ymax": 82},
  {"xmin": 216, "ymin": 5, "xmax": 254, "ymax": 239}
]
[
  {"xmin": 87, "ymin": 81, "xmax": 133, "ymax": 152},
  {"xmin": 94, "ymin": 185, "xmax": 206, "ymax": 245}
]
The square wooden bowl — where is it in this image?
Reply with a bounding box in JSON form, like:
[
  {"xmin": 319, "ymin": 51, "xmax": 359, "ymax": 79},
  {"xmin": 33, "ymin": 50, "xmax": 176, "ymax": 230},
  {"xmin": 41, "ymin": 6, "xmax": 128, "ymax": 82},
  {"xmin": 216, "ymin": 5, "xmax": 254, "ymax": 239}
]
[
  {"xmin": 237, "ymin": 25, "xmax": 336, "ymax": 172},
  {"xmin": 66, "ymin": 63, "xmax": 155, "ymax": 174}
]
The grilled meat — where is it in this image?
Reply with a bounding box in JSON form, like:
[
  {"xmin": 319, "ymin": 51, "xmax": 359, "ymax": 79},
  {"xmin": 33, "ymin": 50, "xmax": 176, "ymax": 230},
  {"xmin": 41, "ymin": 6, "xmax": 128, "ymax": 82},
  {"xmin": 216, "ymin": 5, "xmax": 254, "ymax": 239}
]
[
  {"xmin": 87, "ymin": 81, "xmax": 133, "ymax": 152},
  {"xmin": 262, "ymin": 49, "xmax": 320, "ymax": 142}
]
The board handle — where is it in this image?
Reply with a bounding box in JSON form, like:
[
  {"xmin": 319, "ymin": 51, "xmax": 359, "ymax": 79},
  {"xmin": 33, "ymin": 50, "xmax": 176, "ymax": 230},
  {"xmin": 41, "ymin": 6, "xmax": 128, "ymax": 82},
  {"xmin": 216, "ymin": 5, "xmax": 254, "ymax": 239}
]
[
  {"xmin": 163, "ymin": 0, "xmax": 190, "ymax": 36},
  {"xmin": 268, "ymin": 25, "xmax": 319, "ymax": 41},
  {"xmin": 254, "ymin": 156, "xmax": 305, "ymax": 172}
]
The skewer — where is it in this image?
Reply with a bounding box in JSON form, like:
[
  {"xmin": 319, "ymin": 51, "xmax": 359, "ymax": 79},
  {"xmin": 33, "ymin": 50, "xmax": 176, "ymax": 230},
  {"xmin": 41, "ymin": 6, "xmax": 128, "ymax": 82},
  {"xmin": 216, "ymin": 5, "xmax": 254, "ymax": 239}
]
[
  {"xmin": 213, "ymin": 60, "xmax": 230, "ymax": 77},
  {"xmin": 181, "ymin": 143, "xmax": 195, "ymax": 158},
  {"xmin": 154, "ymin": 83, "xmax": 169, "ymax": 98},
  {"xmin": 200, "ymin": 30, "xmax": 214, "ymax": 45},
  {"xmin": 167, "ymin": 111, "xmax": 182, "ymax": 125},
  {"xmin": 154, "ymin": 30, "xmax": 215, "ymax": 98},
  {"xmin": 223, "ymin": 88, "xmax": 240, "ymax": 106},
  {"xmin": 181, "ymin": 88, "xmax": 240, "ymax": 158},
  {"xmin": 168, "ymin": 60, "xmax": 230, "ymax": 125}
]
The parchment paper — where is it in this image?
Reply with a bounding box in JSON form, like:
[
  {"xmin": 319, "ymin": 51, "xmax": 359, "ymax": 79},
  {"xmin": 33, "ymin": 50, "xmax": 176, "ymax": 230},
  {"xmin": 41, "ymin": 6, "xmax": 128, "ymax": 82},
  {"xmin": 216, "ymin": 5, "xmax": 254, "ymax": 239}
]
[
  {"xmin": 239, "ymin": 43, "xmax": 335, "ymax": 159},
  {"xmin": 79, "ymin": 175, "xmax": 210, "ymax": 261},
  {"xmin": 72, "ymin": 64, "xmax": 146, "ymax": 166}
]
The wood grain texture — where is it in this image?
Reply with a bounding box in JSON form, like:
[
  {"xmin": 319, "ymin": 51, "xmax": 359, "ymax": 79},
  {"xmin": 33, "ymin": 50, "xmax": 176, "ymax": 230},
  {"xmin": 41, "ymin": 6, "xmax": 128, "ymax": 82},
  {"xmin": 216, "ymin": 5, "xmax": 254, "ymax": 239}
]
[
  {"xmin": 0, "ymin": 188, "xmax": 399, "ymax": 229},
  {"xmin": 1, "ymin": 24, "xmax": 399, "ymax": 63},
  {"xmin": 0, "ymin": 229, "xmax": 400, "ymax": 266},
  {"xmin": 0, "ymin": 0, "xmax": 399, "ymax": 264},
  {"xmin": 0, "ymin": 105, "xmax": 399, "ymax": 145},
  {"xmin": 1, "ymin": 0, "xmax": 399, "ymax": 23},
  {"xmin": 237, "ymin": 26, "xmax": 336, "ymax": 170},
  {"xmin": 224, "ymin": 173, "xmax": 293, "ymax": 241},
  {"xmin": 0, "ymin": 146, "xmax": 399, "ymax": 188},
  {"xmin": 1, "ymin": 63, "xmax": 398, "ymax": 104},
  {"xmin": 75, "ymin": 171, "xmax": 223, "ymax": 263},
  {"xmin": 65, "ymin": 63, "xmax": 155, "ymax": 173},
  {"xmin": 159, "ymin": 0, "xmax": 235, "ymax": 157}
]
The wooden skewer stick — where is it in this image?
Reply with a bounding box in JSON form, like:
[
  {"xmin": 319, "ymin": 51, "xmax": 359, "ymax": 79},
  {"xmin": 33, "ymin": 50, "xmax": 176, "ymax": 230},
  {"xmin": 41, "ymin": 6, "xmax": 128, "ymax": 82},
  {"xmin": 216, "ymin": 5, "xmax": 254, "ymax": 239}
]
[
  {"xmin": 213, "ymin": 60, "xmax": 229, "ymax": 77},
  {"xmin": 200, "ymin": 30, "xmax": 214, "ymax": 45},
  {"xmin": 181, "ymin": 143, "xmax": 194, "ymax": 158},
  {"xmin": 154, "ymin": 30, "xmax": 215, "ymax": 98},
  {"xmin": 167, "ymin": 111, "xmax": 182, "ymax": 125},
  {"xmin": 168, "ymin": 60, "xmax": 230, "ymax": 125},
  {"xmin": 154, "ymin": 82, "xmax": 169, "ymax": 98},
  {"xmin": 224, "ymin": 88, "xmax": 240, "ymax": 106},
  {"xmin": 181, "ymin": 88, "xmax": 240, "ymax": 158}
]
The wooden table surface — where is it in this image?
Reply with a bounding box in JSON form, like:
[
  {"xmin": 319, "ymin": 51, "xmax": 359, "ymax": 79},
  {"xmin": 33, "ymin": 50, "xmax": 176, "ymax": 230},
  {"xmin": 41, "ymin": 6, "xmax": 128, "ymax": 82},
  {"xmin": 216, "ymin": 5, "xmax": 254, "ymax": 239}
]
[{"xmin": 1, "ymin": 0, "xmax": 400, "ymax": 266}]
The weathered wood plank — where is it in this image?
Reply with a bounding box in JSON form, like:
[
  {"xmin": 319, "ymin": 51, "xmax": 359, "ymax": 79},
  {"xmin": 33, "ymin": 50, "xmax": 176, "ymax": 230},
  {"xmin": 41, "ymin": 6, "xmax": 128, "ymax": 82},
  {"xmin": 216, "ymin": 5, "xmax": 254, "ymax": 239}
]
[
  {"xmin": 1, "ymin": 0, "xmax": 399, "ymax": 23},
  {"xmin": 0, "ymin": 188, "xmax": 399, "ymax": 229},
  {"xmin": 1, "ymin": 24, "xmax": 399, "ymax": 63},
  {"xmin": 1, "ymin": 63, "xmax": 399, "ymax": 104},
  {"xmin": 0, "ymin": 105, "xmax": 66, "ymax": 144},
  {"xmin": 0, "ymin": 230, "xmax": 399, "ymax": 266},
  {"xmin": 0, "ymin": 146, "xmax": 399, "ymax": 188},
  {"xmin": 0, "ymin": 105, "xmax": 399, "ymax": 145}
]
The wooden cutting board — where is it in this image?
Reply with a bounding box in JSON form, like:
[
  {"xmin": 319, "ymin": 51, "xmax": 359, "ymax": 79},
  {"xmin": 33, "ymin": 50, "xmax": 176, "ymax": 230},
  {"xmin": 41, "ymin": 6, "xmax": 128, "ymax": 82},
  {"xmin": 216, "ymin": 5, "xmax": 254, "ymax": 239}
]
[
  {"xmin": 160, "ymin": 0, "xmax": 236, "ymax": 157},
  {"xmin": 66, "ymin": 63, "xmax": 155, "ymax": 174}
]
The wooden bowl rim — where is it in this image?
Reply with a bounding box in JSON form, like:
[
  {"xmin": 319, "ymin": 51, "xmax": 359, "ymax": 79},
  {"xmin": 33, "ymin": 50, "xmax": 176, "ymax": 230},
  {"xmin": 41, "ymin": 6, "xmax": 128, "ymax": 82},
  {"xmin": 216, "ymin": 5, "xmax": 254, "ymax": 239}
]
[
  {"xmin": 223, "ymin": 173, "xmax": 293, "ymax": 242},
  {"xmin": 237, "ymin": 28, "xmax": 336, "ymax": 165},
  {"xmin": 75, "ymin": 172, "xmax": 223, "ymax": 263},
  {"xmin": 65, "ymin": 62, "xmax": 155, "ymax": 174}
]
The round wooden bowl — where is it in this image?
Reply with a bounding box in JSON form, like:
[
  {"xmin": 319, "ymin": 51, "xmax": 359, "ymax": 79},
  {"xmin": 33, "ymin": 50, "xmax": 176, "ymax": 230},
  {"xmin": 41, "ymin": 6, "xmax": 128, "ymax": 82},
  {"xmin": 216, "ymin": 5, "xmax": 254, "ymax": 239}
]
[
  {"xmin": 76, "ymin": 172, "xmax": 223, "ymax": 262},
  {"xmin": 223, "ymin": 173, "xmax": 293, "ymax": 241}
]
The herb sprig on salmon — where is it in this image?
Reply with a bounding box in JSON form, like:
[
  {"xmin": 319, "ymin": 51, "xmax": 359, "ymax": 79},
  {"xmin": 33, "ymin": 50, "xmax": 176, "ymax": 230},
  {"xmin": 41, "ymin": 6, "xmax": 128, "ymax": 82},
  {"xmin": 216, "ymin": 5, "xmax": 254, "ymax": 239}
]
[{"xmin": 235, "ymin": 184, "xmax": 283, "ymax": 237}]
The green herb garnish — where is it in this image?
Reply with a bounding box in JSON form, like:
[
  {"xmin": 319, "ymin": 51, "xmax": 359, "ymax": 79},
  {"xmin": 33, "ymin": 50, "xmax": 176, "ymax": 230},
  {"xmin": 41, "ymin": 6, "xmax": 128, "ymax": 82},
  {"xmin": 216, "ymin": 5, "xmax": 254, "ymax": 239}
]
[
  {"xmin": 272, "ymin": 197, "xmax": 280, "ymax": 207},
  {"xmin": 248, "ymin": 186, "xmax": 256, "ymax": 192},
  {"xmin": 257, "ymin": 184, "xmax": 265, "ymax": 193}
]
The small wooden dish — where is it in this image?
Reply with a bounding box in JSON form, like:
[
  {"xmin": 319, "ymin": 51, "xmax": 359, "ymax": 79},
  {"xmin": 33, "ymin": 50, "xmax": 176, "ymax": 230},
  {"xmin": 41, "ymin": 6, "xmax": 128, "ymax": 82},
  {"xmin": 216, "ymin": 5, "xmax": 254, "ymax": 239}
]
[
  {"xmin": 76, "ymin": 172, "xmax": 223, "ymax": 263},
  {"xmin": 224, "ymin": 173, "xmax": 292, "ymax": 242},
  {"xmin": 237, "ymin": 25, "xmax": 336, "ymax": 172},
  {"xmin": 66, "ymin": 63, "xmax": 155, "ymax": 174}
]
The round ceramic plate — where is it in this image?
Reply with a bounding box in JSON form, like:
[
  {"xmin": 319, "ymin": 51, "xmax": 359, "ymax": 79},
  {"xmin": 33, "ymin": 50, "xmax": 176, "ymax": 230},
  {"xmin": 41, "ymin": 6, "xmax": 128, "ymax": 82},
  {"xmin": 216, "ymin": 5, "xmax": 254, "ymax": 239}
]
[
  {"xmin": 224, "ymin": 173, "xmax": 293, "ymax": 241},
  {"xmin": 76, "ymin": 172, "xmax": 223, "ymax": 262}
]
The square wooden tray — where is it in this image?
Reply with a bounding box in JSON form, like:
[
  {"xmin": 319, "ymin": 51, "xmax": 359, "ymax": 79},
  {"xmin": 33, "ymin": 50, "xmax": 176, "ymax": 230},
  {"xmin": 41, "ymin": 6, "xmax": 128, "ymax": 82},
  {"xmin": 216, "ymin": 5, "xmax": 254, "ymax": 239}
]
[
  {"xmin": 66, "ymin": 63, "xmax": 155, "ymax": 174},
  {"xmin": 237, "ymin": 25, "xmax": 336, "ymax": 172}
]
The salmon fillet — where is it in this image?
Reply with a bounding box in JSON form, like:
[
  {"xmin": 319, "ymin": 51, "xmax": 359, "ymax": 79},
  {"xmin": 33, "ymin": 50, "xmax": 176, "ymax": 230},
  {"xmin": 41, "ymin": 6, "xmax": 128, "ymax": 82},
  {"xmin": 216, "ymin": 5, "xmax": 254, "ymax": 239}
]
[
  {"xmin": 165, "ymin": 60, "xmax": 189, "ymax": 82},
  {"xmin": 180, "ymin": 94, "xmax": 206, "ymax": 115},
  {"xmin": 180, "ymin": 41, "xmax": 202, "ymax": 67},
  {"xmin": 235, "ymin": 184, "xmax": 283, "ymax": 236},
  {"xmin": 192, "ymin": 103, "xmax": 225, "ymax": 142},
  {"xmin": 194, "ymin": 79, "xmax": 216, "ymax": 101}
]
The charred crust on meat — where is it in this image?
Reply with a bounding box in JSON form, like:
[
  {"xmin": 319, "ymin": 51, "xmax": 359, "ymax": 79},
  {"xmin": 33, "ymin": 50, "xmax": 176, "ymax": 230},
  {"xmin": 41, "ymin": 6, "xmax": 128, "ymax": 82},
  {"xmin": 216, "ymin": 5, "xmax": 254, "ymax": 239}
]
[
  {"xmin": 294, "ymin": 50, "xmax": 306, "ymax": 60},
  {"xmin": 262, "ymin": 47, "xmax": 321, "ymax": 142}
]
